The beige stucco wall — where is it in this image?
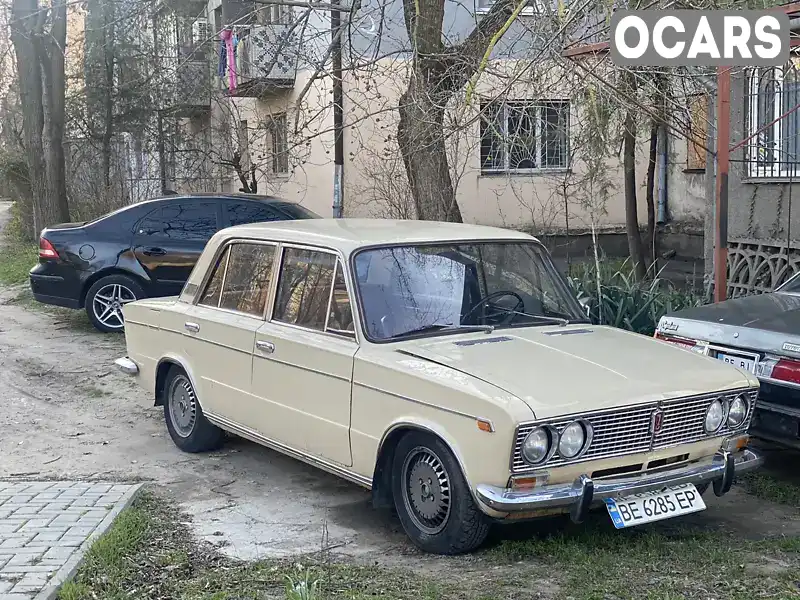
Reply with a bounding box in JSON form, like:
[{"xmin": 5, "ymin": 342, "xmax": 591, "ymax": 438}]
[{"xmin": 212, "ymin": 56, "xmax": 706, "ymax": 230}]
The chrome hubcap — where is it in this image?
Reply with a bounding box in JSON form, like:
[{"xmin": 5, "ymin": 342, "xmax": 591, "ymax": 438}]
[
  {"xmin": 402, "ymin": 447, "xmax": 451, "ymax": 535},
  {"xmin": 92, "ymin": 284, "xmax": 136, "ymax": 329},
  {"xmin": 168, "ymin": 376, "xmax": 197, "ymax": 437}
]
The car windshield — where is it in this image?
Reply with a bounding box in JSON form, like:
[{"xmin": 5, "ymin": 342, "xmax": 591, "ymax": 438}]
[{"xmin": 353, "ymin": 242, "xmax": 587, "ymax": 341}]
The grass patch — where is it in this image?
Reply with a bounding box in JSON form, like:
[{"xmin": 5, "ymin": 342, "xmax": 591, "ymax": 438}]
[
  {"xmin": 0, "ymin": 240, "xmax": 37, "ymax": 286},
  {"xmin": 489, "ymin": 514, "xmax": 800, "ymax": 600},
  {"xmin": 739, "ymin": 471, "xmax": 800, "ymax": 508},
  {"xmin": 59, "ymin": 491, "xmax": 800, "ymax": 600}
]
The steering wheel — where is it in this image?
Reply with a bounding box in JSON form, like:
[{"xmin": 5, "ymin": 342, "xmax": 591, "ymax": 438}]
[{"xmin": 462, "ymin": 290, "xmax": 525, "ymax": 325}]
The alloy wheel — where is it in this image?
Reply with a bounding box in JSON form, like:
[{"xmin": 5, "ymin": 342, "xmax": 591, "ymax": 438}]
[
  {"xmin": 92, "ymin": 284, "xmax": 136, "ymax": 329},
  {"xmin": 401, "ymin": 447, "xmax": 452, "ymax": 535}
]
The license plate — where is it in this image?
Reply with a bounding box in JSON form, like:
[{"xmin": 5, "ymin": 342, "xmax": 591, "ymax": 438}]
[
  {"xmin": 604, "ymin": 483, "xmax": 706, "ymax": 529},
  {"xmin": 717, "ymin": 352, "xmax": 756, "ymax": 373}
]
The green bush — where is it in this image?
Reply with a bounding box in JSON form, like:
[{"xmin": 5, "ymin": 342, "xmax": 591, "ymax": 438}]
[{"xmin": 567, "ymin": 258, "xmax": 705, "ymax": 336}]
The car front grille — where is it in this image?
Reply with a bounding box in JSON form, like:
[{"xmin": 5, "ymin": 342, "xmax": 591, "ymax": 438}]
[{"xmin": 511, "ymin": 388, "xmax": 757, "ymax": 472}]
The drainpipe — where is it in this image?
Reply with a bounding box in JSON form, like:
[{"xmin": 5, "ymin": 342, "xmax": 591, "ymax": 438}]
[
  {"xmin": 657, "ymin": 123, "xmax": 668, "ymax": 224},
  {"xmin": 331, "ymin": 0, "xmax": 344, "ymax": 218}
]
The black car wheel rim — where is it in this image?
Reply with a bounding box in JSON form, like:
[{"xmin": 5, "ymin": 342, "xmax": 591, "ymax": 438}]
[
  {"xmin": 168, "ymin": 375, "xmax": 197, "ymax": 438},
  {"xmin": 401, "ymin": 447, "xmax": 452, "ymax": 535},
  {"xmin": 92, "ymin": 284, "xmax": 136, "ymax": 329}
]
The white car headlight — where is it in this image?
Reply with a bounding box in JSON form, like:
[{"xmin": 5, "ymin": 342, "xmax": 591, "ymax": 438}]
[
  {"xmin": 705, "ymin": 399, "xmax": 725, "ymax": 433},
  {"xmin": 558, "ymin": 421, "xmax": 590, "ymax": 459},
  {"xmin": 727, "ymin": 395, "xmax": 748, "ymax": 427},
  {"xmin": 522, "ymin": 427, "xmax": 551, "ymax": 464}
]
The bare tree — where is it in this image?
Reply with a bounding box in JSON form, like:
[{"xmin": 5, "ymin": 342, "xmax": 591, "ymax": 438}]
[
  {"xmin": 397, "ymin": 0, "xmax": 528, "ymax": 222},
  {"xmin": 10, "ymin": 0, "xmax": 71, "ymax": 232}
]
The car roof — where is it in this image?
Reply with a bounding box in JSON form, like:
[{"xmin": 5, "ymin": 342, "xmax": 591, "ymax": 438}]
[{"xmin": 216, "ymin": 218, "xmax": 538, "ymax": 253}]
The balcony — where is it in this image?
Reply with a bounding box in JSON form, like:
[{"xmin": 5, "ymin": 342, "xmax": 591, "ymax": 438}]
[
  {"xmin": 168, "ymin": 53, "xmax": 212, "ymax": 116},
  {"xmin": 230, "ymin": 25, "xmax": 297, "ymax": 97}
]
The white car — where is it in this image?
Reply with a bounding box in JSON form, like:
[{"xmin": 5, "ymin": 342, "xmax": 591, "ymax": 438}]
[{"xmin": 116, "ymin": 219, "xmax": 763, "ymax": 554}]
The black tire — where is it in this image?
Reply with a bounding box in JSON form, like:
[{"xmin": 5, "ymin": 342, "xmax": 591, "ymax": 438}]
[
  {"xmin": 162, "ymin": 366, "xmax": 225, "ymax": 453},
  {"xmin": 696, "ymin": 482, "xmax": 710, "ymax": 496},
  {"xmin": 84, "ymin": 274, "xmax": 145, "ymax": 333},
  {"xmin": 391, "ymin": 432, "xmax": 490, "ymax": 554}
]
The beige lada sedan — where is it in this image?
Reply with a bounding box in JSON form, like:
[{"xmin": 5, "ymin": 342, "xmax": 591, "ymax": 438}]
[{"xmin": 115, "ymin": 219, "xmax": 763, "ymax": 554}]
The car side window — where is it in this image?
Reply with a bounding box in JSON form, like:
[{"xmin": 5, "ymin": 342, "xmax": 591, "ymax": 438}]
[
  {"xmin": 326, "ymin": 261, "xmax": 355, "ymax": 337},
  {"xmin": 218, "ymin": 243, "xmax": 277, "ymax": 316},
  {"xmin": 225, "ymin": 201, "xmax": 284, "ymax": 227},
  {"xmin": 274, "ymin": 247, "xmax": 337, "ymax": 331},
  {"xmin": 137, "ymin": 201, "xmax": 218, "ymax": 240},
  {"xmin": 198, "ymin": 248, "xmax": 230, "ymax": 307}
]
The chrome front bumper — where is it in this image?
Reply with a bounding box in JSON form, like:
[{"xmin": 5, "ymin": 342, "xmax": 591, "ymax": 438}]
[
  {"xmin": 476, "ymin": 449, "xmax": 763, "ymax": 523},
  {"xmin": 114, "ymin": 357, "xmax": 139, "ymax": 375}
]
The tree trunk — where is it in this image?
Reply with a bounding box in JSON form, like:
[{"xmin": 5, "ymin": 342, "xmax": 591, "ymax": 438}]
[
  {"xmin": 624, "ymin": 109, "xmax": 647, "ymax": 280},
  {"xmin": 397, "ymin": 0, "xmax": 523, "ymax": 222},
  {"xmin": 645, "ymin": 120, "xmax": 658, "ymax": 270},
  {"xmin": 10, "ymin": 0, "xmax": 47, "ymax": 235},
  {"xmin": 398, "ymin": 88, "xmax": 463, "ymax": 222},
  {"xmin": 10, "ymin": 0, "xmax": 70, "ymax": 232}
]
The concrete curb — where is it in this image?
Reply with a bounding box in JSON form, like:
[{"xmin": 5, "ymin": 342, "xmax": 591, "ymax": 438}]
[{"xmin": 33, "ymin": 483, "xmax": 144, "ymax": 600}]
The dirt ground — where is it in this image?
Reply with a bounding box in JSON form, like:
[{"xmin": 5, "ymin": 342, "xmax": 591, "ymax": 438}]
[{"xmin": 0, "ymin": 200, "xmax": 798, "ymax": 567}]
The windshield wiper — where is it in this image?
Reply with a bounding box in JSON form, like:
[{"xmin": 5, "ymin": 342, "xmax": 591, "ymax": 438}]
[
  {"xmin": 390, "ymin": 323, "xmax": 495, "ymax": 339},
  {"xmin": 505, "ymin": 310, "xmax": 570, "ymax": 326}
]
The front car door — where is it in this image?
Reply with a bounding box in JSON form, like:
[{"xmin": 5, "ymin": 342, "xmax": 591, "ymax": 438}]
[
  {"xmin": 181, "ymin": 240, "xmax": 278, "ymax": 428},
  {"xmin": 252, "ymin": 245, "xmax": 357, "ymax": 466},
  {"xmin": 132, "ymin": 199, "xmax": 221, "ymax": 296}
]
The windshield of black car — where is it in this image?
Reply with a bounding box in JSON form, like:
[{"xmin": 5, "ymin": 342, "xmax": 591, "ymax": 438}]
[{"xmin": 353, "ymin": 242, "xmax": 586, "ymax": 341}]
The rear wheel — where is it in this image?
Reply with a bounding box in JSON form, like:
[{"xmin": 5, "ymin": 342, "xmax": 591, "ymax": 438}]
[
  {"xmin": 391, "ymin": 432, "xmax": 490, "ymax": 554},
  {"xmin": 163, "ymin": 367, "xmax": 225, "ymax": 453},
  {"xmin": 85, "ymin": 274, "xmax": 144, "ymax": 333}
]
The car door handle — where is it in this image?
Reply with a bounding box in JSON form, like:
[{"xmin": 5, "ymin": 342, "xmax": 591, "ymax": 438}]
[
  {"xmin": 184, "ymin": 322, "xmax": 200, "ymax": 333},
  {"xmin": 142, "ymin": 247, "xmax": 167, "ymax": 256},
  {"xmin": 256, "ymin": 340, "xmax": 275, "ymax": 353}
]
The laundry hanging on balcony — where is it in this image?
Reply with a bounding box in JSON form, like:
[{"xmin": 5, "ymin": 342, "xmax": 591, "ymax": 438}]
[{"xmin": 218, "ymin": 28, "xmax": 238, "ymax": 91}]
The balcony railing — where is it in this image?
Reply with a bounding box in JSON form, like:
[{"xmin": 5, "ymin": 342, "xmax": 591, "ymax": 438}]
[
  {"xmin": 168, "ymin": 55, "xmax": 211, "ymax": 114},
  {"xmin": 232, "ymin": 24, "xmax": 297, "ymax": 96}
]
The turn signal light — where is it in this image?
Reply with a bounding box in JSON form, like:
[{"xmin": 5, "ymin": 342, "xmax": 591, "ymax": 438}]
[{"xmin": 39, "ymin": 237, "xmax": 58, "ymax": 259}]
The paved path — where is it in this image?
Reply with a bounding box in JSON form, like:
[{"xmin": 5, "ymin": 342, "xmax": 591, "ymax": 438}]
[{"xmin": 0, "ymin": 481, "xmax": 140, "ymax": 600}]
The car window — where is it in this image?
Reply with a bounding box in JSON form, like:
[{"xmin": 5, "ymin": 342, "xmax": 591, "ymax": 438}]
[
  {"xmin": 198, "ymin": 248, "xmax": 230, "ymax": 307},
  {"xmin": 326, "ymin": 261, "xmax": 355, "ymax": 337},
  {"xmin": 274, "ymin": 247, "xmax": 337, "ymax": 331},
  {"xmin": 218, "ymin": 243, "xmax": 276, "ymax": 316},
  {"xmin": 137, "ymin": 201, "xmax": 218, "ymax": 240},
  {"xmin": 225, "ymin": 201, "xmax": 285, "ymax": 227}
]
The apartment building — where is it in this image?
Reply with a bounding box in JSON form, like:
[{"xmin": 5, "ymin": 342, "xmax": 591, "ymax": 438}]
[{"xmin": 149, "ymin": 0, "xmax": 713, "ymax": 241}]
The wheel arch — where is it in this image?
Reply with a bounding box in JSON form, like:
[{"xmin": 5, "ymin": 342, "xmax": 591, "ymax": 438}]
[
  {"xmin": 370, "ymin": 419, "xmax": 472, "ymax": 510},
  {"xmin": 154, "ymin": 355, "xmax": 200, "ymax": 408},
  {"xmin": 80, "ymin": 268, "xmax": 149, "ymax": 308}
]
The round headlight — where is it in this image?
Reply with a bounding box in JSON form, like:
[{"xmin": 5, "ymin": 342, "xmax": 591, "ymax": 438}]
[
  {"xmin": 522, "ymin": 427, "xmax": 551, "ymax": 464},
  {"xmin": 727, "ymin": 395, "xmax": 748, "ymax": 427},
  {"xmin": 558, "ymin": 421, "xmax": 588, "ymax": 459},
  {"xmin": 705, "ymin": 399, "xmax": 725, "ymax": 433}
]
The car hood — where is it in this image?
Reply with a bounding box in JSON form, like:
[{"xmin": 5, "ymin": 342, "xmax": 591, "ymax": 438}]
[{"xmin": 393, "ymin": 325, "xmax": 755, "ymax": 419}]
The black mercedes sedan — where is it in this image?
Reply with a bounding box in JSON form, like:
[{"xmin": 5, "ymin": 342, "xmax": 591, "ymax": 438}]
[
  {"xmin": 29, "ymin": 193, "xmax": 319, "ymax": 332},
  {"xmin": 655, "ymin": 276, "xmax": 800, "ymax": 449}
]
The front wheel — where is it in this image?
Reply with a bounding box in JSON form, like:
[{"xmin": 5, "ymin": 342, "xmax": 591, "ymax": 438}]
[{"xmin": 391, "ymin": 432, "xmax": 490, "ymax": 554}]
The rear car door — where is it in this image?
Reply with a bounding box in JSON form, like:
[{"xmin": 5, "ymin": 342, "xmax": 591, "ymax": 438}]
[
  {"xmin": 132, "ymin": 199, "xmax": 221, "ymax": 297},
  {"xmin": 181, "ymin": 241, "xmax": 278, "ymax": 427}
]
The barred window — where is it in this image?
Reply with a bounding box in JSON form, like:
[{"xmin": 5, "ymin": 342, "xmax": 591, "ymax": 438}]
[
  {"xmin": 480, "ymin": 100, "xmax": 569, "ymax": 173},
  {"xmin": 746, "ymin": 63, "xmax": 800, "ymax": 178}
]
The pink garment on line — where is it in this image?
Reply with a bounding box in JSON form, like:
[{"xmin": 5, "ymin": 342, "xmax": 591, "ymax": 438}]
[{"xmin": 220, "ymin": 29, "xmax": 237, "ymax": 91}]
